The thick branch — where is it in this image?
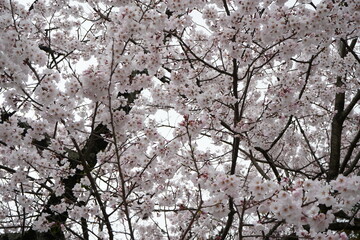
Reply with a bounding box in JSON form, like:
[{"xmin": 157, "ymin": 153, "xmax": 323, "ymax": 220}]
[
  {"xmin": 254, "ymin": 147, "xmax": 281, "ymax": 182},
  {"xmin": 340, "ymin": 89, "xmax": 360, "ymax": 122},
  {"xmin": 239, "ymin": 148, "xmax": 270, "ymax": 180},
  {"xmin": 340, "ymin": 38, "xmax": 359, "ymax": 63},
  {"xmin": 71, "ymin": 136, "xmax": 114, "ymax": 240},
  {"xmin": 344, "ymin": 150, "xmax": 360, "ymax": 176},
  {"xmin": 220, "ymin": 198, "xmax": 236, "ymax": 240},
  {"xmin": 327, "ymin": 38, "xmax": 349, "ymax": 181},
  {"xmin": 340, "ymin": 128, "xmax": 360, "ymax": 173}
]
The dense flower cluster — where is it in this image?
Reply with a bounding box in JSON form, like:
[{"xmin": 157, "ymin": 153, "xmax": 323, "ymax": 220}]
[{"xmin": 0, "ymin": 0, "xmax": 359, "ymax": 239}]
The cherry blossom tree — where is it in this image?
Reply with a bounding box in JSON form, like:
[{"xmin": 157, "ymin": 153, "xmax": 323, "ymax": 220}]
[{"xmin": 0, "ymin": 0, "xmax": 359, "ymax": 239}]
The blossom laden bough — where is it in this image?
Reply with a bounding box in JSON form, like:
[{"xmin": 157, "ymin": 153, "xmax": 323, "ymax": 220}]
[{"xmin": 0, "ymin": 0, "xmax": 359, "ymax": 239}]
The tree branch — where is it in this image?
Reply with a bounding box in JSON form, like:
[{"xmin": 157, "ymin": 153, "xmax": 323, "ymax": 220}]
[
  {"xmin": 254, "ymin": 147, "xmax": 281, "ymax": 182},
  {"xmin": 340, "ymin": 38, "xmax": 359, "ymax": 63},
  {"xmin": 340, "ymin": 128, "xmax": 360, "ymax": 174},
  {"xmin": 340, "ymin": 89, "xmax": 360, "ymax": 122}
]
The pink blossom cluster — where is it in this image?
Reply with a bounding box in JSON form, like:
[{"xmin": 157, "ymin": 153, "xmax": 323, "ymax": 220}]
[{"xmin": 0, "ymin": 0, "xmax": 359, "ymax": 239}]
